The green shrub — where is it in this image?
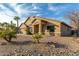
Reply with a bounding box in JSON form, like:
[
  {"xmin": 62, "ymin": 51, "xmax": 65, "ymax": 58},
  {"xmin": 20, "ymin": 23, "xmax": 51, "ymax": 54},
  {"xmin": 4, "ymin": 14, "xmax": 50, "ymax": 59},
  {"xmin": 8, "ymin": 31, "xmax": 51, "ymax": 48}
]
[
  {"xmin": 32, "ymin": 33, "xmax": 42, "ymax": 43},
  {"xmin": 0, "ymin": 22, "xmax": 16, "ymax": 42}
]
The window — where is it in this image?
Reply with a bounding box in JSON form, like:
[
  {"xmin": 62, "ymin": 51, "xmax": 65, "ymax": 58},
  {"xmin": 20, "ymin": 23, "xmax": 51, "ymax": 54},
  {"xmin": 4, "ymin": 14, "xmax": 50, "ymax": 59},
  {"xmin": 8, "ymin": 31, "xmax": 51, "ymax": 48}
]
[
  {"xmin": 47, "ymin": 25, "xmax": 54, "ymax": 32},
  {"xmin": 29, "ymin": 27, "xmax": 32, "ymax": 32}
]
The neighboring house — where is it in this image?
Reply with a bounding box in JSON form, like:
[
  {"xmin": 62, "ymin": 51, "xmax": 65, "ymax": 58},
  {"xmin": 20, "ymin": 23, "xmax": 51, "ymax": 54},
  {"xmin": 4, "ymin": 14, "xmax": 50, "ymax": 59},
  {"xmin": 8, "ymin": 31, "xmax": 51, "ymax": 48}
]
[{"xmin": 19, "ymin": 16, "xmax": 72, "ymax": 36}]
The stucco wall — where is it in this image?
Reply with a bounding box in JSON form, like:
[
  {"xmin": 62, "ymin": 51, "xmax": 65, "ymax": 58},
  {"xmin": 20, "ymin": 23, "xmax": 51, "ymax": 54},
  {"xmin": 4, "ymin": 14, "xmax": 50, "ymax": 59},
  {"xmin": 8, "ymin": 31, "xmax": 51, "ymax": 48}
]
[
  {"xmin": 20, "ymin": 28, "xmax": 26, "ymax": 34},
  {"xmin": 54, "ymin": 23, "xmax": 61, "ymax": 36},
  {"xmin": 19, "ymin": 23, "xmax": 27, "ymax": 34}
]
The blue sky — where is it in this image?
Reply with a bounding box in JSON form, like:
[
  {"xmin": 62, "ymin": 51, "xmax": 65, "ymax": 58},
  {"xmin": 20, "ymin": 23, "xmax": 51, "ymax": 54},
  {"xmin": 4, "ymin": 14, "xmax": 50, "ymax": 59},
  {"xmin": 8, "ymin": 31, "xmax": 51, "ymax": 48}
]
[{"xmin": 0, "ymin": 3, "xmax": 79, "ymax": 25}]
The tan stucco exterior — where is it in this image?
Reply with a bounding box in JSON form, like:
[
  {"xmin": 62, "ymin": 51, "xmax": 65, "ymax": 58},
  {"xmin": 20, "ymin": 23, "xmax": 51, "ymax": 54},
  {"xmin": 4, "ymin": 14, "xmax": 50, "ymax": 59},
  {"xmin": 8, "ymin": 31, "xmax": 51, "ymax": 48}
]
[
  {"xmin": 19, "ymin": 16, "xmax": 72, "ymax": 36},
  {"xmin": 19, "ymin": 23, "xmax": 28, "ymax": 34}
]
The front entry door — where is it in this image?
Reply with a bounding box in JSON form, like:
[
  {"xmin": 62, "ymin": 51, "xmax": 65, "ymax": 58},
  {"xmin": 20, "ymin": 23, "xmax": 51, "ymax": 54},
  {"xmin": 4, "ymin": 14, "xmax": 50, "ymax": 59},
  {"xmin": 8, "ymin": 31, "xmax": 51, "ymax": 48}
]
[{"xmin": 34, "ymin": 24, "xmax": 39, "ymax": 34}]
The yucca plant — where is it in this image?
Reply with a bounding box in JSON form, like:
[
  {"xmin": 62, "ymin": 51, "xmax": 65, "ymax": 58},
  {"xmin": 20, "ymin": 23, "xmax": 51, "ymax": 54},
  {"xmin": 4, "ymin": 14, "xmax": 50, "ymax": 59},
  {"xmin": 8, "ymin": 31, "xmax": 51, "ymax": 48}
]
[{"xmin": 32, "ymin": 33, "xmax": 42, "ymax": 43}]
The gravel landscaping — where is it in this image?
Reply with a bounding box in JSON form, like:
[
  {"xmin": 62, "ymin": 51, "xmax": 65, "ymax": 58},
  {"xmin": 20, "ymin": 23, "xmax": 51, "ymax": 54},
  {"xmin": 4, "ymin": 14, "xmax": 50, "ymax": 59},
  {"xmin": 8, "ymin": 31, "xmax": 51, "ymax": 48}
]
[{"xmin": 0, "ymin": 35, "xmax": 79, "ymax": 56}]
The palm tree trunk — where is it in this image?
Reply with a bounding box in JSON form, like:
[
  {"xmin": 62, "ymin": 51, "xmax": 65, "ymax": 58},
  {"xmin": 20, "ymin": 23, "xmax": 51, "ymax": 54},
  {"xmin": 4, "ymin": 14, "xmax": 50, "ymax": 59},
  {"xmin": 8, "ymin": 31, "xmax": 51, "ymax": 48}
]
[{"xmin": 17, "ymin": 20, "xmax": 19, "ymax": 34}]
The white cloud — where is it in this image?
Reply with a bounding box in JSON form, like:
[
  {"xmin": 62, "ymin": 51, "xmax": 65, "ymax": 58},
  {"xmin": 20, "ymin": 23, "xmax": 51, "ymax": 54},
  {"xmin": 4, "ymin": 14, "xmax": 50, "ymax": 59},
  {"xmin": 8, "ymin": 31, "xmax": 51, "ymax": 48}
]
[
  {"xmin": 0, "ymin": 12, "xmax": 22, "ymax": 26},
  {"xmin": 10, "ymin": 4, "xmax": 17, "ymax": 7},
  {"xmin": 14, "ymin": 4, "xmax": 40, "ymax": 17},
  {"xmin": 36, "ymin": 14, "xmax": 42, "ymax": 16},
  {"xmin": 0, "ymin": 4, "xmax": 6, "ymax": 10},
  {"xmin": 0, "ymin": 4, "xmax": 17, "ymax": 25},
  {"xmin": 0, "ymin": 3, "xmax": 42, "ymax": 25},
  {"xmin": 48, "ymin": 4, "xmax": 63, "ymax": 11},
  {"xmin": 32, "ymin": 4, "xmax": 38, "ymax": 9},
  {"xmin": 48, "ymin": 6, "xmax": 58, "ymax": 11},
  {"xmin": 15, "ymin": 5, "xmax": 22, "ymax": 14},
  {"xmin": 32, "ymin": 3, "xmax": 42, "ymax": 10},
  {"xmin": 0, "ymin": 12, "xmax": 14, "ymax": 23},
  {"xmin": 48, "ymin": 4, "xmax": 57, "ymax": 11}
]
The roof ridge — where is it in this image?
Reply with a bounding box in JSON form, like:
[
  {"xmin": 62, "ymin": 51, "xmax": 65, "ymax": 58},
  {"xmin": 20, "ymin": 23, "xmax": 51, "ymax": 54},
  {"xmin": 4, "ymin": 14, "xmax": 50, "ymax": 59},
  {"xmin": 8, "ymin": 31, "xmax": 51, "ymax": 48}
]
[
  {"xmin": 21, "ymin": 16, "xmax": 71, "ymax": 28},
  {"xmin": 34, "ymin": 16, "xmax": 63, "ymax": 23}
]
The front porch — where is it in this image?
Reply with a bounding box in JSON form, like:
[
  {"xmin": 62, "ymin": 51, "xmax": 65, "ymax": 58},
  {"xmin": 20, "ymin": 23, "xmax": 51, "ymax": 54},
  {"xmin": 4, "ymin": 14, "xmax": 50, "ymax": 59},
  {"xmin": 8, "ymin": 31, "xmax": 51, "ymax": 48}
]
[{"xmin": 31, "ymin": 20, "xmax": 55, "ymax": 36}]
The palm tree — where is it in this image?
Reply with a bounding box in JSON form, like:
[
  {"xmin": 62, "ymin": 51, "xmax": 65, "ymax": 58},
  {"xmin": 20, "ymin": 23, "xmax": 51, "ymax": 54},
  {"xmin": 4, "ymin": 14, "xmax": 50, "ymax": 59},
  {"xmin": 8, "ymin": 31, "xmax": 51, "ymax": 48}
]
[
  {"xmin": 10, "ymin": 21, "xmax": 13, "ymax": 25},
  {"xmin": 14, "ymin": 16, "xmax": 20, "ymax": 34}
]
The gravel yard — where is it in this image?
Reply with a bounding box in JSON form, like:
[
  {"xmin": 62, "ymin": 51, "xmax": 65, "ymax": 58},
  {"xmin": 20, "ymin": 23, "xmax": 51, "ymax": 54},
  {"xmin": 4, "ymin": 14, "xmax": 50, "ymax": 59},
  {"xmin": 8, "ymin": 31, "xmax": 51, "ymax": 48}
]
[{"xmin": 0, "ymin": 34, "xmax": 79, "ymax": 56}]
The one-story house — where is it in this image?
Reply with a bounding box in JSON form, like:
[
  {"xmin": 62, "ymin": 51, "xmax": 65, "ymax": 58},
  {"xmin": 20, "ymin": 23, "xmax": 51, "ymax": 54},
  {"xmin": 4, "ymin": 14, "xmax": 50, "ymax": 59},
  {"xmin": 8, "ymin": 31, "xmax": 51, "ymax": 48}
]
[{"xmin": 19, "ymin": 16, "xmax": 72, "ymax": 36}]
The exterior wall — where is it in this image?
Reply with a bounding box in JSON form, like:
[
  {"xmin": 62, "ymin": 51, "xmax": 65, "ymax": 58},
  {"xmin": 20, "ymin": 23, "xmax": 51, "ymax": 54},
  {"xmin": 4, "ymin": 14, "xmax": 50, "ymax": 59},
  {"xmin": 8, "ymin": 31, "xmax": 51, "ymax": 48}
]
[
  {"xmin": 19, "ymin": 24, "xmax": 27, "ymax": 34},
  {"xmin": 20, "ymin": 28, "xmax": 26, "ymax": 34},
  {"xmin": 61, "ymin": 23, "xmax": 71, "ymax": 36},
  {"xmin": 54, "ymin": 23, "xmax": 61, "ymax": 36}
]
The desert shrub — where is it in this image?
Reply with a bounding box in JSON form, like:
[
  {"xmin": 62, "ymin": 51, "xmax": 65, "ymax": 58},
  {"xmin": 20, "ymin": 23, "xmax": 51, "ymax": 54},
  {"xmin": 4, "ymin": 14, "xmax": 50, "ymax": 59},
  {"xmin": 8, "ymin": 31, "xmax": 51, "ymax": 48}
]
[
  {"xmin": 32, "ymin": 33, "xmax": 43, "ymax": 43},
  {"xmin": 0, "ymin": 22, "xmax": 16, "ymax": 42}
]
